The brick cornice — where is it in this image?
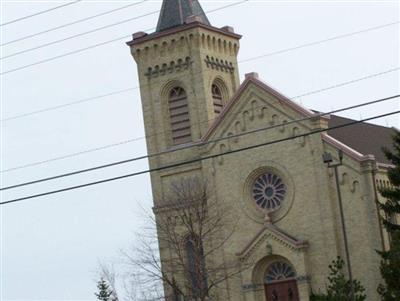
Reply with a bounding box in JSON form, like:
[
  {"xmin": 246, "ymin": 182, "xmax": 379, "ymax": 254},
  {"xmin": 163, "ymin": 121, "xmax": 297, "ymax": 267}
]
[{"xmin": 127, "ymin": 22, "xmax": 242, "ymax": 46}]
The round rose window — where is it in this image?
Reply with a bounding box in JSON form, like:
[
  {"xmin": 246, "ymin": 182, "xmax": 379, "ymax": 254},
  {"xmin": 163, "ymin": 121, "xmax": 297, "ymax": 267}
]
[{"xmin": 252, "ymin": 173, "xmax": 286, "ymax": 211}]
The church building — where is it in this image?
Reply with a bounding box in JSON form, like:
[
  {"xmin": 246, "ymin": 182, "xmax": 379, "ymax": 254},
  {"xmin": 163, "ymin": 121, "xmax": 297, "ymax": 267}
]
[{"xmin": 127, "ymin": 1, "xmax": 396, "ymax": 300}]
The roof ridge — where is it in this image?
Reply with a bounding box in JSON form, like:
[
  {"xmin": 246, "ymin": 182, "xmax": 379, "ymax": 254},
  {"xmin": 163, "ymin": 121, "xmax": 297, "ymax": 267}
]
[{"xmin": 329, "ymin": 113, "xmax": 393, "ymax": 130}]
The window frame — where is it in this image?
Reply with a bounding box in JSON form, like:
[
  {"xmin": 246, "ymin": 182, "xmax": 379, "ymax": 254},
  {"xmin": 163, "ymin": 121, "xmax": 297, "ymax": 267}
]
[
  {"xmin": 185, "ymin": 235, "xmax": 207, "ymax": 298},
  {"xmin": 168, "ymin": 86, "xmax": 192, "ymax": 145}
]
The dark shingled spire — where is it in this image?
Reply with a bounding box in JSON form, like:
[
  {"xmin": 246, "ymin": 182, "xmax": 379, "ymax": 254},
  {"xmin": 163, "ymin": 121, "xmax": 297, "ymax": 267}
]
[{"xmin": 156, "ymin": 0, "xmax": 211, "ymax": 32}]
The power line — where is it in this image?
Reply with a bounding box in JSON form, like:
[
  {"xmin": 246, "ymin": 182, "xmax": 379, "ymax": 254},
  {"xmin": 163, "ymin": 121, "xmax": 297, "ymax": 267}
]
[
  {"xmin": 1, "ymin": 10, "xmax": 159, "ymax": 60},
  {"xmin": 1, "ymin": 94, "xmax": 399, "ymax": 191},
  {"xmin": 0, "ymin": 0, "xmax": 248, "ymax": 73},
  {"xmin": 1, "ymin": 68, "xmax": 398, "ymax": 173},
  {"xmin": 290, "ymin": 68, "xmax": 399, "ymax": 99},
  {"xmin": 0, "ymin": 1, "xmax": 149, "ymax": 47},
  {"xmin": 1, "ymin": 50, "xmax": 398, "ymax": 123},
  {"xmin": 0, "ymin": 0, "xmax": 83, "ymax": 27},
  {"xmin": 239, "ymin": 21, "xmax": 400, "ymax": 63},
  {"xmin": 0, "ymin": 0, "xmax": 250, "ymax": 49},
  {"xmin": 1, "ymin": 86, "xmax": 139, "ymax": 122},
  {"xmin": 1, "ymin": 1, "xmax": 394, "ymax": 74},
  {"xmin": 0, "ymin": 34, "xmax": 132, "ymax": 75},
  {"xmin": 1, "ymin": 109, "xmax": 398, "ymax": 206}
]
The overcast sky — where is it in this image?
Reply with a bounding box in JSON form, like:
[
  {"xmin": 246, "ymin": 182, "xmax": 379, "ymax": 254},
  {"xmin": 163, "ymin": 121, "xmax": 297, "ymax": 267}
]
[{"xmin": 1, "ymin": 0, "xmax": 399, "ymax": 300}]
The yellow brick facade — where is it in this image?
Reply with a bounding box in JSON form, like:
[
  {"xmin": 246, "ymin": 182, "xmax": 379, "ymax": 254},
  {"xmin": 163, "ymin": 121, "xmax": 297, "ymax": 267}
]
[{"xmin": 128, "ymin": 19, "xmax": 389, "ymax": 301}]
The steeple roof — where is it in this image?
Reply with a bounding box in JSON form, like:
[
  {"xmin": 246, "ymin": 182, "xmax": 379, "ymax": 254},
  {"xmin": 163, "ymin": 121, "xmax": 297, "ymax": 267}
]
[{"xmin": 156, "ymin": 0, "xmax": 211, "ymax": 32}]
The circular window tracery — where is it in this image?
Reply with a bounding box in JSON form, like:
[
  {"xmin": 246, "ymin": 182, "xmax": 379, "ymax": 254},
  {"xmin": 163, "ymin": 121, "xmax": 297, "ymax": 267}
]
[
  {"xmin": 265, "ymin": 262, "xmax": 296, "ymax": 283},
  {"xmin": 252, "ymin": 173, "xmax": 286, "ymax": 211}
]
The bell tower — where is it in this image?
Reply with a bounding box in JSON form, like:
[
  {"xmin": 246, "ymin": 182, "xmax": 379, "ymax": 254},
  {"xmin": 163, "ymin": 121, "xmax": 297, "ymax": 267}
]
[{"xmin": 127, "ymin": 0, "xmax": 241, "ymax": 156}]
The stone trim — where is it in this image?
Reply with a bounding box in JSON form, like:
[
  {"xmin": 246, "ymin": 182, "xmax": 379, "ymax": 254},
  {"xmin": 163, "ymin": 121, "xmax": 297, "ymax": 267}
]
[
  {"xmin": 296, "ymin": 275, "xmax": 311, "ymax": 283},
  {"xmin": 322, "ymin": 133, "xmax": 376, "ymax": 163},
  {"xmin": 377, "ymin": 162, "xmax": 395, "ymax": 169},
  {"xmin": 145, "ymin": 57, "xmax": 193, "ymax": 78},
  {"xmin": 153, "ymin": 199, "xmax": 203, "ymax": 214},
  {"xmin": 236, "ymin": 224, "xmax": 308, "ymax": 260},
  {"xmin": 204, "ymin": 56, "xmax": 234, "ymax": 73},
  {"xmin": 127, "ymin": 21, "xmax": 242, "ymax": 46},
  {"xmin": 241, "ymin": 275, "xmax": 310, "ymax": 292},
  {"xmin": 201, "ymin": 74, "xmax": 320, "ymax": 141},
  {"xmin": 241, "ymin": 283, "xmax": 262, "ymax": 292}
]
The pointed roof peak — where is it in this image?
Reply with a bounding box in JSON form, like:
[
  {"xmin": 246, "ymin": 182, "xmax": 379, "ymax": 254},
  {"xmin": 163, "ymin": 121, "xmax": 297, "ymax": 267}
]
[{"xmin": 156, "ymin": 0, "xmax": 211, "ymax": 32}]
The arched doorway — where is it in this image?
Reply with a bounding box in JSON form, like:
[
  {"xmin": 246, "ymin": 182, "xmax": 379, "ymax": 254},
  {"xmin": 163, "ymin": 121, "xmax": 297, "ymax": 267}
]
[{"xmin": 264, "ymin": 261, "xmax": 299, "ymax": 301}]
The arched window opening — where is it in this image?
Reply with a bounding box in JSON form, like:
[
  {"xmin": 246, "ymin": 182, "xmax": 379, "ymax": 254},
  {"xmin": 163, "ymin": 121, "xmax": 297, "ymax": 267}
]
[
  {"xmin": 186, "ymin": 235, "xmax": 207, "ymax": 299},
  {"xmin": 264, "ymin": 261, "xmax": 299, "ymax": 301},
  {"xmin": 212, "ymin": 84, "xmax": 223, "ymax": 115},
  {"xmin": 265, "ymin": 261, "xmax": 296, "ymax": 283},
  {"xmin": 169, "ymin": 87, "xmax": 192, "ymax": 145}
]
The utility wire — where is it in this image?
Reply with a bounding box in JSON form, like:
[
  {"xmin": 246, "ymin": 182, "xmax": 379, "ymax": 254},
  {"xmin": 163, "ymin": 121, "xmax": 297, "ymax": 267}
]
[
  {"xmin": 1, "ymin": 52, "xmax": 398, "ymax": 123},
  {"xmin": 0, "ymin": 34, "xmax": 132, "ymax": 75},
  {"xmin": 5, "ymin": 18, "xmax": 396, "ymax": 60},
  {"xmin": 1, "ymin": 10, "xmax": 159, "ymax": 60},
  {"xmin": 0, "ymin": 0, "xmax": 247, "ymax": 48},
  {"xmin": 1, "ymin": 94, "xmax": 399, "ymax": 191},
  {"xmin": 0, "ymin": 1, "xmax": 149, "ymax": 47},
  {"xmin": 0, "ymin": 0, "xmax": 83, "ymax": 27},
  {"xmin": 290, "ymin": 68, "xmax": 399, "ymax": 99},
  {"xmin": 240, "ymin": 21, "xmax": 400, "ymax": 63},
  {"xmin": 1, "ymin": 68, "xmax": 398, "ymax": 173},
  {"xmin": 0, "ymin": 0, "xmax": 248, "ymax": 72},
  {"xmin": 1, "ymin": 110, "xmax": 398, "ymax": 206},
  {"xmin": 0, "ymin": 86, "xmax": 139, "ymax": 122},
  {"xmin": 1, "ymin": 2, "xmax": 393, "ymax": 74}
]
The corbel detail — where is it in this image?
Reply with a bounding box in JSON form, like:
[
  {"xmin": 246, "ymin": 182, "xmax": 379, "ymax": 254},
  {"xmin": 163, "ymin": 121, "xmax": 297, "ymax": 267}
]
[
  {"xmin": 204, "ymin": 55, "xmax": 234, "ymax": 73},
  {"xmin": 145, "ymin": 57, "xmax": 193, "ymax": 78}
]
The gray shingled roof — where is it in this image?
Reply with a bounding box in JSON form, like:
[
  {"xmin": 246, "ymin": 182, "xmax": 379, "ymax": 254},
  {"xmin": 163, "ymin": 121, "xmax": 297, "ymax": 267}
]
[
  {"xmin": 328, "ymin": 114, "xmax": 397, "ymax": 165},
  {"xmin": 156, "ymin": 0, "xmax": 211, "ymax": 32}
]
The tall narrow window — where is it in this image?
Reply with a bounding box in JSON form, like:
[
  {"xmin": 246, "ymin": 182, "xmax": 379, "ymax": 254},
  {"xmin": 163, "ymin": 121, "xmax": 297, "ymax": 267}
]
[
  {"xmin": 212, "ymin": 84, "xmax": 223, "ymax": 115},
  {"xmin": 171, "ymin": 278, "xmax": 181, "ymax": 301},
  {"xmin": 169, "ymin": 87, "xmax": 192, "ymax": 145},
  {"xmin": 186, "ymin": 235, "xmax": 206, "ymax": 299}
]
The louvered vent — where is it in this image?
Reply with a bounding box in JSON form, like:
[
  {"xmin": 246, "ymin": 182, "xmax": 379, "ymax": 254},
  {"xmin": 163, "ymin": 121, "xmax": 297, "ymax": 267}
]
[
  {"xmin": 169, "ymin": 87, "xmax": 192, "ymax": 145},
  {"xmin": 212, "ymin": 84, "xmax": 223, "ymax": 115}
]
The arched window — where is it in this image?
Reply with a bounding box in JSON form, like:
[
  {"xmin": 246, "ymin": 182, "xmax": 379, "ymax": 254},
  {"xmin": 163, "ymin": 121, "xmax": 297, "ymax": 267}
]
[
  {"xmin": 185, "ymin": 235, "xmax": 206, "ymax": 298},
  {"xmin": 212, "ymin": 84, "xmax": 223, "ymax": 115},
  {"xmin": 264, "ymin": 261, "xmax": 299, "ymax": 301},
  {"xmin": 265, "ymin": 261, "xmax": 296, "ymax": 283},
  {"xmin": 168, "ymin": 87, "xmax": 192, "ymax": 145}
]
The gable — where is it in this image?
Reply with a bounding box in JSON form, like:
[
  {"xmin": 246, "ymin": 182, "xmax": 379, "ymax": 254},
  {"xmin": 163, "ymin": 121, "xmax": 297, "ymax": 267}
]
[
  {"xmin": 201, "ymin": 74, "xmax": 325, "ymax": 152},
  {"xmin": 236, "ymin": 224, "xmax": 308, "ymax": 261},
  {"xmin": 201, "ymin": 73, "xmax": 396, "ymax": 166}
]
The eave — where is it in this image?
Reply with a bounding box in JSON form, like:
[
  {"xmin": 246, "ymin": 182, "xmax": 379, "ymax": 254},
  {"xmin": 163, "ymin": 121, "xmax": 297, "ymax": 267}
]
[{"xmin": 127, "ymin": 22, "xmax": 242, "ymax": 47}]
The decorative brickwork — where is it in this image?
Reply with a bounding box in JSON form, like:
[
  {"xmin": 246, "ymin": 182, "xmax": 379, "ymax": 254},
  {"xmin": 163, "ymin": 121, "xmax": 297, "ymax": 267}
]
[
  {"xmin": 145, "ymin": 57, "xmax": 193, "ymax": 78},
  {"xmin": 204, "ymin": 56, "xmax": 235, "ymax": 73},
  {"xmin": 128, "ymin": 1, "xmax": 392, "ymax": 300}
]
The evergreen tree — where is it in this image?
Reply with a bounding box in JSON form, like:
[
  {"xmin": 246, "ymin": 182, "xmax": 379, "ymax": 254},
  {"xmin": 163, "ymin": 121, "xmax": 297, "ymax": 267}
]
[
  {"xmin": 378, "ymin": 130, "xmax": 400, "ymax": 233},
  {"xmin": 377, "ymin": 130, "xmax": 400, "ymax": 300},
  {"xmin": 95, "ymin": 278, "xmax": 113, "ymax": 301},
  {"xmin": 310, "ymin": 257, "xmax": 366, "ymax": 301},
  {"xmin": 377, "ymin": 231, "xmax": 400, "ymax": 300}
]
